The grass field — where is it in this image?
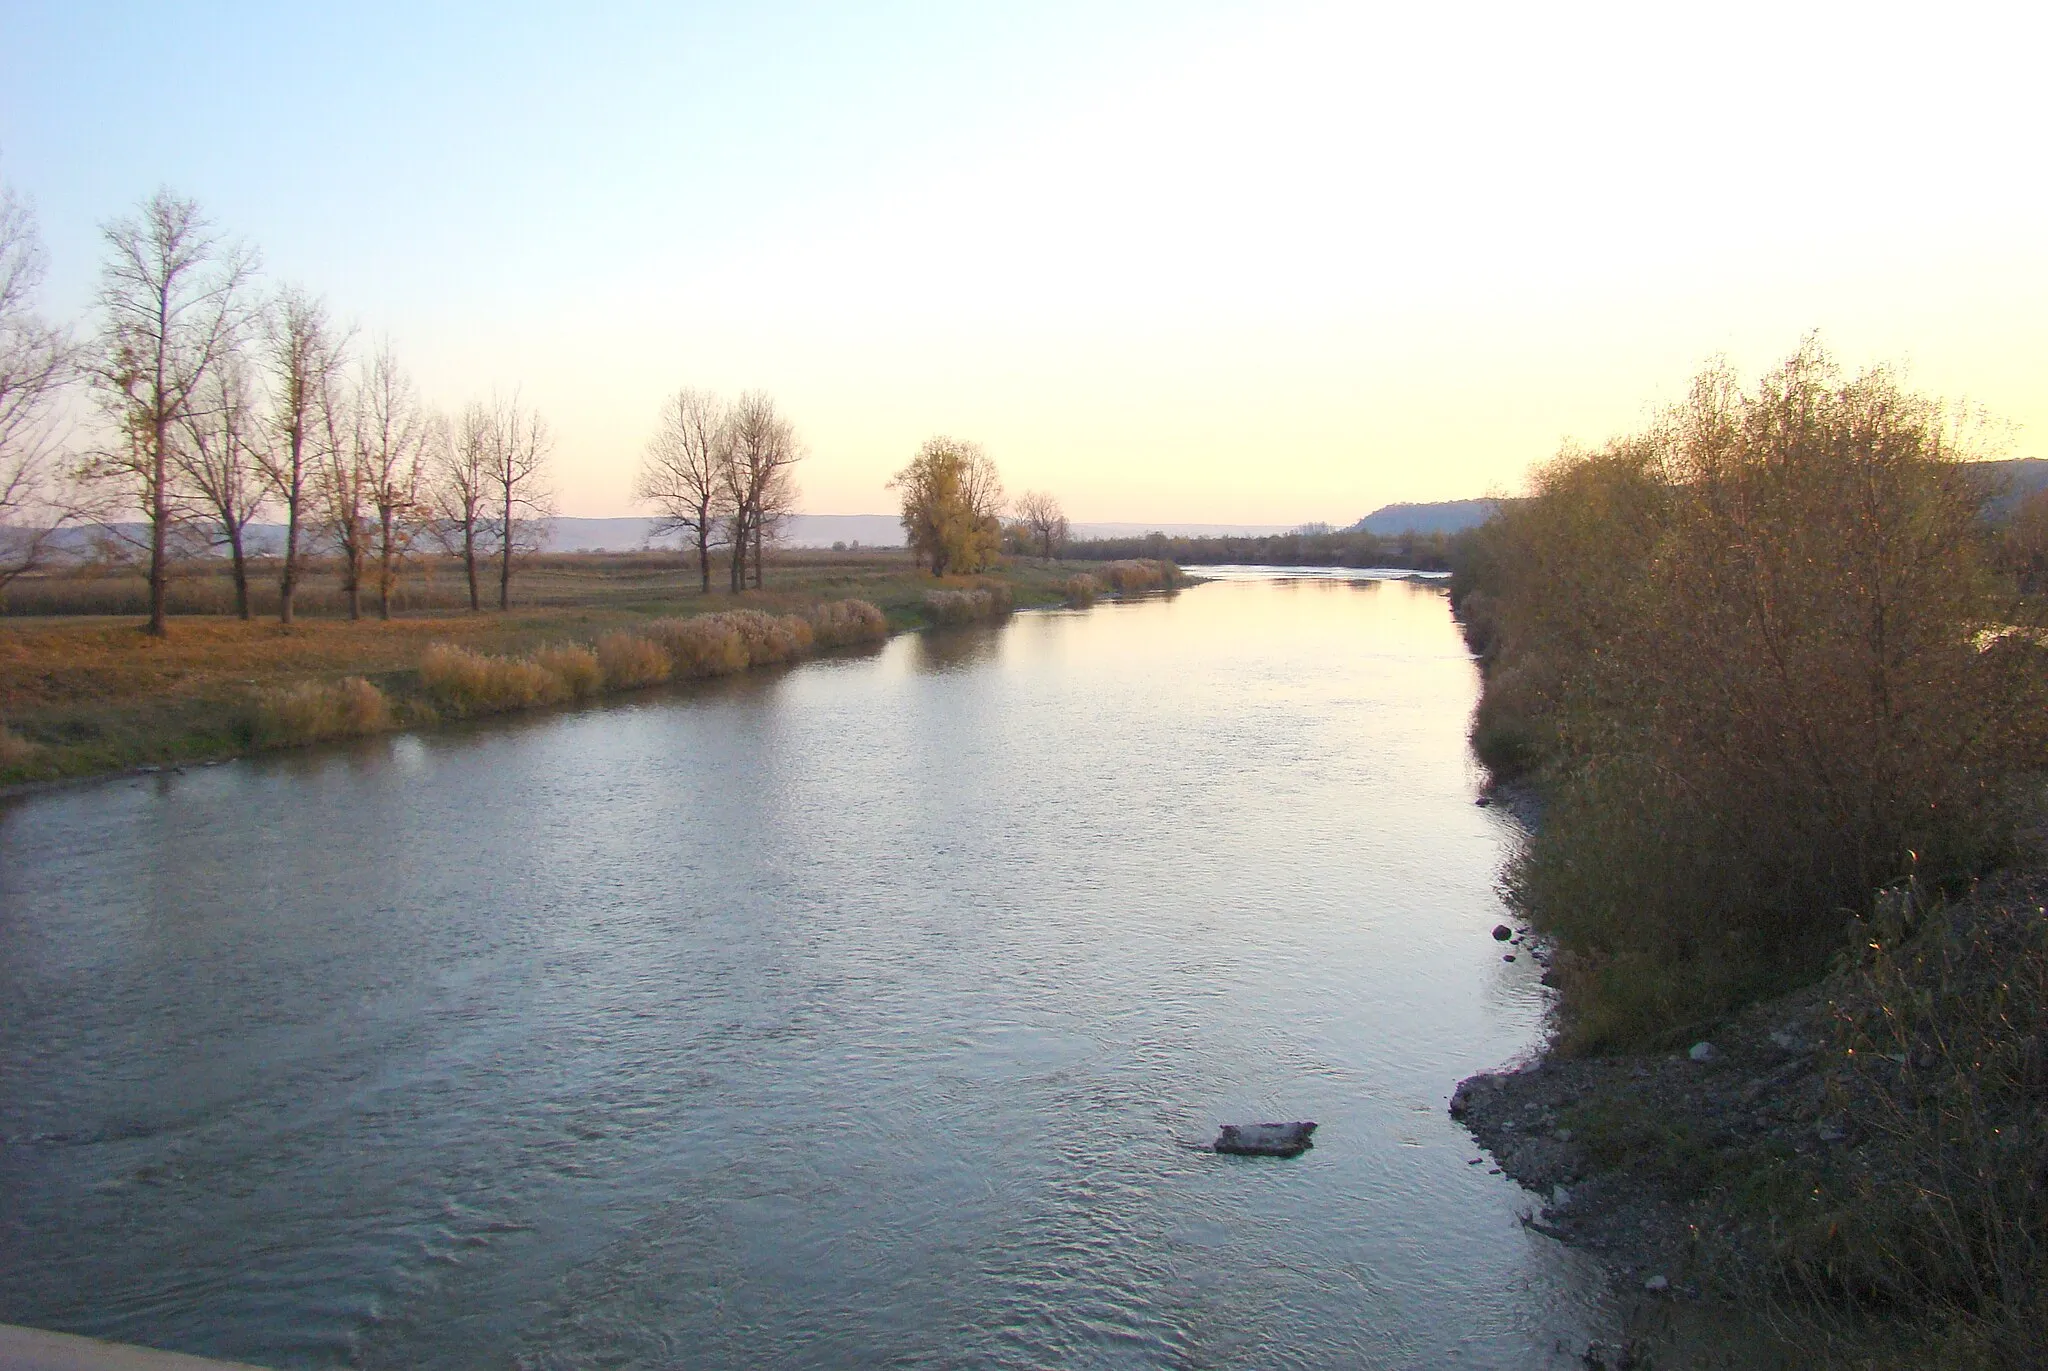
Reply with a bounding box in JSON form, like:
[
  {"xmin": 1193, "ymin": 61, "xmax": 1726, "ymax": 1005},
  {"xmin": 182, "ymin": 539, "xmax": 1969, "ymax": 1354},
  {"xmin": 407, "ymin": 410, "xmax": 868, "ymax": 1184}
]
[{"xmin": 0, "ymin": 548, "xmax": 1117, "ymax": 785}]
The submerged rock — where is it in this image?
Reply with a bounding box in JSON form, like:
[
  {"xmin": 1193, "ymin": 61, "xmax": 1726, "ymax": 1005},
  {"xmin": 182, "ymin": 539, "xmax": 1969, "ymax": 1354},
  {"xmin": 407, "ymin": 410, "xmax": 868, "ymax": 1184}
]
[{"xmin": 1213, "ymin": 1121, "xmax": 1317, "ymax": 1157}]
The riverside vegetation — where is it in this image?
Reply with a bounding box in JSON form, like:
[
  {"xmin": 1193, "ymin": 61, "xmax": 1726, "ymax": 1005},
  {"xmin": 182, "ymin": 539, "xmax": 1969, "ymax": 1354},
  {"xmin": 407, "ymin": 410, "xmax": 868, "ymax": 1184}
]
[
  {"xmin": 0, "ymin": 549, "xmax": 1185, "ymax": 785},
  {"xmin": 1449, "ymin": 342, "xmax": 2048, "ymax": 1366}
]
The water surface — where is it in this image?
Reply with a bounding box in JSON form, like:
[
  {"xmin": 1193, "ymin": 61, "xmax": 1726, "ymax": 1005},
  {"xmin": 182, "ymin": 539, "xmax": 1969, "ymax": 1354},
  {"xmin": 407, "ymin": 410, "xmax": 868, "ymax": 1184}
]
[{"xmin": 1, "ymin": 573, "xmax": 1616, "ymax": 1367}]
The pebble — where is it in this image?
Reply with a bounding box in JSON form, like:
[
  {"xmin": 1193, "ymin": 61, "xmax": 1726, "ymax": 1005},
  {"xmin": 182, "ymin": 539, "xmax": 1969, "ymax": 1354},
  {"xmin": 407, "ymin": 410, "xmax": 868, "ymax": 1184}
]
[
  {"xmin": 1503, "ymin": 954, "xmax": 1516, "ymax": 962},
  {"xmin": 1644, "ymin": 1274, "xmax": 1669, "ymax": 1293},
  {"xmin": 1688, "ymin": 1041, "xmax": 1717, "ymax": 1063},
  {"xmin": 1492, "ymin": 924, "xmax": 1512, "ymax": 941}
]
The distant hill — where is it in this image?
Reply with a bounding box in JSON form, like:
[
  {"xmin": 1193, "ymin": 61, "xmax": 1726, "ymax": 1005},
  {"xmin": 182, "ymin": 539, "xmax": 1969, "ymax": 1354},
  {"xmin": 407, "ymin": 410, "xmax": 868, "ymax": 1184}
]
[{"xmin": 1351, "ymin": 499, "xmax": 1499, "ymax": 535}]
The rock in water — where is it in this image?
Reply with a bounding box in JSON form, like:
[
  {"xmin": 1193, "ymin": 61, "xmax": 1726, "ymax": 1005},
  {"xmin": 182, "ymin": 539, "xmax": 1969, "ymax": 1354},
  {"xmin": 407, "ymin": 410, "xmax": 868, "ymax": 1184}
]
[{"xmin": 1214, "ymin": 1121, "xmax": 1317, "ymax": 1157}]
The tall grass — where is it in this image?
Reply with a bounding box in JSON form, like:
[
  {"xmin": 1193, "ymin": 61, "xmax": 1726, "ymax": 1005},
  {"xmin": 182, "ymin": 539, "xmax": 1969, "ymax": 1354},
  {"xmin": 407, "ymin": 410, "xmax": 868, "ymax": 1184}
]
[
  {"xmin": 594, "ymin": 632, "xmax": 671, "ymax": 688},
  {"xmin": 251, "ymin": 677, "xmax": 393, "ymax": 746},
  {"xmin": 1101, "ymin": 559, "xmax": 1182, "ymax": 593},
  {"xmin": 1062, "ymin": 573, "xmax": 1100, "ymax": 606},
  {"xmin": 806, "ymin": 597, "xmax": 889, "ymax": 647},
  {"xmin": 923, "ymin": 585, "xmax": 1014, "ymax": 625},
  {"xmin": 417, "ymin": 644, "xmax": 569, "ymax": 717},
  {"xmin": 532, "ymin": 644, "xmax": 603, "ymax": 700}
]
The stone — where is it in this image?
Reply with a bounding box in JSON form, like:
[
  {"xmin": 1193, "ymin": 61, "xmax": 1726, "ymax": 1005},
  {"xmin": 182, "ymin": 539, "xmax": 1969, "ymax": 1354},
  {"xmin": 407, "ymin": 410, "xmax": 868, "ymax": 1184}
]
[
  {"xmin": 1213, "ymin": 1121, "xmax": 1317, "ymax": 1157},
  {"xmin": 1492, "ymin": 924, "xmax": 1513, "ymax": 941},
  {"xmin": 1503, "ymin": 954, "xmax": 1516, "ymax": 962},
  {"xmin": 1688, "ymin": 1041, "xmax": 1717, "ymax": 1063},
  {"xmin": 1644, "ymin": 1274, "xmax": 1669, "ymax": 1293}
]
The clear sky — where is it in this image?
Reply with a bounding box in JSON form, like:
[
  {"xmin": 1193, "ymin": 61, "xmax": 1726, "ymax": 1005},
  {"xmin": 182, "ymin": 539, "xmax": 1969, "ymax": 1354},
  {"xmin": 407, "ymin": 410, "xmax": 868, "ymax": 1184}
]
[{"xmin": 4, "ymin": 1, "xmax": 2043, "ymax": 522}]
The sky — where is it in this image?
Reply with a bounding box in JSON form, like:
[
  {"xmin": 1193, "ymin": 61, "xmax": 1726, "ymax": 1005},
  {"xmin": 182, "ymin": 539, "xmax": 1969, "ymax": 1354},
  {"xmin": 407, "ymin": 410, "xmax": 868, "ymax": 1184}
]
[{"xmin": 3, "ymin": 1, "xmax": 2044, "ymax": 522}]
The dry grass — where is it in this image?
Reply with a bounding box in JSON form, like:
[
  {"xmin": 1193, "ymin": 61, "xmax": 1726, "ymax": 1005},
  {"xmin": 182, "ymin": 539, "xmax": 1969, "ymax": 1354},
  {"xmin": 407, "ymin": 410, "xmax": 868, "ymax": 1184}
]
[
  {"xmin": 251, "ymin": 677, "xmax": 393, "ymax": 747},
  {"xmin": 1101, "ymin": 559, "xmax": 1182, "ymax": 593},
  {"xmin": 594, "ymin": 632, "xmax": 671, "ymax": 689},
  {"xmin": 923, "ymin": 585, "xmax": 1015, "ymax": 625},
  {"xmin": 418, "ymin": 644, "xmax": 569, "ymax": 717},
  {"xmin": 0, "ymin": 550, "xmax": 1156, "ymax": 782},
  {"xmin": 805, "ymin": 597, "xmax": 889, "ymax": 648},
  {"xmin": 532, "ymin": 644, "xmax": 604, "ymax": 700},
  {"xmin": 1062, "ymin": 573, "xmax": 1101, "ymax": 606}
]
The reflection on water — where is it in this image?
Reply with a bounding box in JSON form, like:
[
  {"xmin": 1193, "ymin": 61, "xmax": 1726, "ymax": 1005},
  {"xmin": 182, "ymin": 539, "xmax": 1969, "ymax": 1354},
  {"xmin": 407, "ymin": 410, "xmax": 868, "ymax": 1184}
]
[{"xmin": 0, "ymin": 575, "xmax": 1619, "ymax": 1369}]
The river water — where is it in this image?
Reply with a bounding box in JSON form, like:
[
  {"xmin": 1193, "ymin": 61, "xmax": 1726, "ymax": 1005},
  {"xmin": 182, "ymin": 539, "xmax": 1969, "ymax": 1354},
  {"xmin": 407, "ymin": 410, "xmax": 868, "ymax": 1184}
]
[{"xmin": 0, "ymin": 571, "xmax": 1620, "ymax": 1368}]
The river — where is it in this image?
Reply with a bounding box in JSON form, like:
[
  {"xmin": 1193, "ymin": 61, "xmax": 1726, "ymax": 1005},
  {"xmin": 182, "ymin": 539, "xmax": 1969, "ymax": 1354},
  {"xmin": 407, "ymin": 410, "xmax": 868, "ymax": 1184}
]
[{"xmin": 0, "ymin": 570, "xmax": 1621, "ymax": 1368}]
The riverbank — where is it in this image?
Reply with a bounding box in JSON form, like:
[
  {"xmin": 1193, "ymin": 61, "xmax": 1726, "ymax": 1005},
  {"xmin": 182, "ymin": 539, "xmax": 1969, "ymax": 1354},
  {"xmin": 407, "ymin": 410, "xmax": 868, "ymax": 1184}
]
[
  {"xmin": 1455, "ymin": 815, "xmax": 2048, "ymax": 1368},
  {"xmin": 0, "ymin": 551, "xmax": 1185, "ymax": 790}
]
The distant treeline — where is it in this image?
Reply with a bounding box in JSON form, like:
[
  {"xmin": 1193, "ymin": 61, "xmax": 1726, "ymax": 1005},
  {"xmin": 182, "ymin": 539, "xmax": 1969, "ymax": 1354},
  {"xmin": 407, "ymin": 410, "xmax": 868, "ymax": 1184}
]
[{"xmin": 1066, "ymin": 528, "xmax": 1452, "ymax": 569}]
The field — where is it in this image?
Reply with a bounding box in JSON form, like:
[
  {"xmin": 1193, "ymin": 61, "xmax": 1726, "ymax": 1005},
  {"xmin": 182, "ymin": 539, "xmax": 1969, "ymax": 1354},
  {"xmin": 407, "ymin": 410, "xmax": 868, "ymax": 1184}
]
[{"xmin": 0, "ymin": 548, "xmax": 1107, "ymax": 785}]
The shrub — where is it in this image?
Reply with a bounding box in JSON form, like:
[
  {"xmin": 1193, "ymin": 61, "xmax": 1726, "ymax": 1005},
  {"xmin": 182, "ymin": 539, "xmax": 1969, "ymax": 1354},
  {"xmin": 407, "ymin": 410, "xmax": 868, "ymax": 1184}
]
[
  {"xmin": 252, "ymin": 676, "xmax": 393, "ymax": 747},
  {"xmin": 1061, "ymin": 573, "xmax": 1100, "ymax": 606},
  {"xmin": 806, "ymin": 598, "xmax": 889, "ymax": 647},
  {"xmin": 594, "ymin": 632, "xmax": 671, "ymax": 689},
  {"xmin": 418, "ymin": 644, "xmax": 567, "ymax": 717},
  {"xmin": 1472, "ymin": 342, "xmax": 2048, "ymax": 1046},
  {"xmin": 533, "ymin": 644, "xmax": 604, "ymax": 699}
]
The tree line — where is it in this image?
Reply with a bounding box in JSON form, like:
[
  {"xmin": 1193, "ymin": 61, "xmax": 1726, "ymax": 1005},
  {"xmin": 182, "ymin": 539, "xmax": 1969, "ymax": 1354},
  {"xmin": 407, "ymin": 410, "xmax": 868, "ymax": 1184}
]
[{"xmin": 0, "ymin": 183, "xmax": 555, "ymax": 630}]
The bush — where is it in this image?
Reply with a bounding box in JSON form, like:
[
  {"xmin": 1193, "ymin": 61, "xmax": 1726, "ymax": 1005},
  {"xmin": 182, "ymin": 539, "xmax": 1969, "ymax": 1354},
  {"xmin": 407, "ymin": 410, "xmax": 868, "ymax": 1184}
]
[
  {"xmin": 252, "ymin": 676, "xmax": 393, "ymax": 747},
  {"xmin": 1061, "ymin": 573, "xmax": 1100, "ymax": 607},
  {"xmin": 533, "ymin": 644, "xmax": 604, "ymax": 700},
  {"xmin": 594, "ymin": 632, "xmax": 671, "ymax": 689},
  {"xmin": 806, "ymin": 598, "xmax": 889, "ymax": 647},
  {"xmin": 418, "ymin": 644, "xmax": 567, "ymax": 717},
  {"xmin": 1473, "ymin": 342, "xmax": 2048, "ymax": 1046}
]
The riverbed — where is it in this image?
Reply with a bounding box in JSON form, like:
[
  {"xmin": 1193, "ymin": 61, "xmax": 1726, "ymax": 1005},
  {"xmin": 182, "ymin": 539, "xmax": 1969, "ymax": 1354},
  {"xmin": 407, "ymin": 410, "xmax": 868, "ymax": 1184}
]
[{"xmin": 0, "ymin": 571, "xmax": 1620, "ymax": 1368}]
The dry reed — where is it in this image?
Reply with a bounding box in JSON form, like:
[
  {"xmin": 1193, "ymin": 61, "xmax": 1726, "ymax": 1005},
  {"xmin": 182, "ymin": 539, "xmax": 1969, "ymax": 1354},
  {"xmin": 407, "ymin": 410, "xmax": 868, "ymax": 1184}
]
[
  {"xmin": 418, "ymin": 644, "xmax": 569, "ymax": 717},
  {"xmin": 594, "ymin": 632, "xmax": 671, "ymax": 689},
  {"xmin": 251, "ymin": 676, "xmax": 393, "ymax": 747},
  {"xmin": 806, "ymin": 598, "xmax": 889, "ymax": 647},
  {"xmin": 532, "ymin": 644, "xmax": 604, "ymax": 700}
]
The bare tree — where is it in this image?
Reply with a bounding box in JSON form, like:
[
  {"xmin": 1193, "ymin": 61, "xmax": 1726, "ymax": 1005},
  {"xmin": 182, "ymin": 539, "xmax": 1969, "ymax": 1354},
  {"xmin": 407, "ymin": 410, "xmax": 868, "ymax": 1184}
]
[
  {"xmin": 317, "ymin": 371, "xmax": 373, "ymax": 619},
  {"xmin": 722, "ymin": 391, "xmax": 801, "ymax": 592},
  {"xmin": 355, "ymin": 341, "xmax": 426, "ymax": 619},
  {"xmin": 0, "ymin": 181, "xmax": 78, "ymax": 603},
  {"xmin": 634, "ymin": 387, "xmax": 730, "ymax": 593},
  {"xmin": 1014, "ymin": 490, "xmax": 1069, "ymax": 560},
  {"xmin": 429, "ymin": 402, "xmax": 493, "ymax": 611},
  {"xmin": 256, "ymin": 286, "xmax": 347, "ymax": 625},
  {"xmin": 485, "ymin": 392, "xmax": 553, "ymax": 609},
  {"xmin": 87, "ymin": 189, "xmax": 256, "ymax": 635},
  {"xmin": 174, "ymin": 353, "xmax": 264, "ymax": 617}
]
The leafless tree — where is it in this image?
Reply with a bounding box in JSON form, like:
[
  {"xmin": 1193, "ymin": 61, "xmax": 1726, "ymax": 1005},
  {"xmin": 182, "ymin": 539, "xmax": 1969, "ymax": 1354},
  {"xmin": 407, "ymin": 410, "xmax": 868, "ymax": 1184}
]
[
  {"xmin": 634, "ymin": 387, "xmax": 730, "ymax": 593},
  {"xmin": 256, "ymin": 286, "xmax": 347, "ymax": 625},
  {"xmin": 484, "ymin": 392, "xmax": 553, "ymax": 609},
  {"xmin": 355, "ymin": 341, "xmax": 426, "ymax": 619},
  {"xmin": 721, "ymin": 391, "xmax": 802, "ymax": 591},
  {"xmin": 0, "ymin": 181, "xmax": 78, "ymax": 602},
  {"xmin": 429, "ymin": 402, "xmax": 493, "ymax": 611},
  {"xmin": 87, "ymin": 189, "xmax": 257, "ymax": 635},
  {"xmin": 1014, "ymin": 490, "xmax": 1068, "ymax": 560},
  {"xmin": 174, "ymin": 353, "xmax": 264, "ymax": 617},
  {"xmin": 317, "ymin": 371, "xmax": 373, "ymax": 619}
]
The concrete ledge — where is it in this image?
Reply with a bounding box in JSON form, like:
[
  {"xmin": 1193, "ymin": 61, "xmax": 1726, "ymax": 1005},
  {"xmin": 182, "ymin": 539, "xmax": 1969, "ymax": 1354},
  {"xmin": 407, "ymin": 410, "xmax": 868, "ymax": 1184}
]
[{"xmin": 0, "ymin": 1324, "xmax": 266, "ymax": 1371}]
